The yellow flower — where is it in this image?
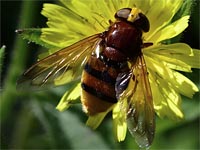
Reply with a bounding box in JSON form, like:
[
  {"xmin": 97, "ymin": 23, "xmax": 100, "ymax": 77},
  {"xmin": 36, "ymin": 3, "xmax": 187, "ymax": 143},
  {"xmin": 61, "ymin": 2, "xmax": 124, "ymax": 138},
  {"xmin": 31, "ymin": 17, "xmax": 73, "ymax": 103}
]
[{"xmin": 40, "ymin": 0, "xmax": 200, "ymax": 147}]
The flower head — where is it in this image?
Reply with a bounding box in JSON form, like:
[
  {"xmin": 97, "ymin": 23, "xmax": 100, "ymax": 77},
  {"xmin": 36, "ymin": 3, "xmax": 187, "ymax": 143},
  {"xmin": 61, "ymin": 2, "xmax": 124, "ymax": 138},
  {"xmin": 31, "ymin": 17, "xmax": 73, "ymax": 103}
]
[{"xmin": 25, "ymin": 0, "xmax": 200, "ymax": 148}]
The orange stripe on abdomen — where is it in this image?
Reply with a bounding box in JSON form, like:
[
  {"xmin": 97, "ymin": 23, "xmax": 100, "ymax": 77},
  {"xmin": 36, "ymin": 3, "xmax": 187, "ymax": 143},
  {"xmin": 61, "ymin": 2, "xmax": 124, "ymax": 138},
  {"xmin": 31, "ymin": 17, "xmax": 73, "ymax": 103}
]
[
  {"xmin": 81, "ymin": 70, "xmax": 117, "ymax": 102},
  {"xmin": 81, "ymin": 55, "xmax": 129, "ymax": 115}
]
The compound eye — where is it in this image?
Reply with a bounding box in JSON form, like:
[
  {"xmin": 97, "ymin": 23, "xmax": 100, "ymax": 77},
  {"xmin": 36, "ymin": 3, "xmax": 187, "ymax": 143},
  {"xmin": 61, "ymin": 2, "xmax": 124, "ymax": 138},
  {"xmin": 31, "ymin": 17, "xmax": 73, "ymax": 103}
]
[
  {"xmin": 115, "ymin": 8, "xmax": 131, "ymax": 20},
  {"xmin": 134, "ymin": 13, "xmax": 150, "ymax": 32}
]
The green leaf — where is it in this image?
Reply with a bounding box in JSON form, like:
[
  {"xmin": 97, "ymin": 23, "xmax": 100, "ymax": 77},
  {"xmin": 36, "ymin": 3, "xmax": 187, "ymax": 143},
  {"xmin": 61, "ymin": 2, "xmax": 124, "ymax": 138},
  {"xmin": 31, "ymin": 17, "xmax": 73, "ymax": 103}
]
[
  {"xmin": 30, "ymin": 100, "xmax": 111, "ymax": 149},
  {"xmin": 16, "ymin": 28, "xmax": 56, "ymax": 49},
  {"xmin": 0, "ymin": 45, "xmax": 6, "ymax": 73},
  {"xmin": 57, "ymin": 111, "xmax": 111, "ymax": 149}
]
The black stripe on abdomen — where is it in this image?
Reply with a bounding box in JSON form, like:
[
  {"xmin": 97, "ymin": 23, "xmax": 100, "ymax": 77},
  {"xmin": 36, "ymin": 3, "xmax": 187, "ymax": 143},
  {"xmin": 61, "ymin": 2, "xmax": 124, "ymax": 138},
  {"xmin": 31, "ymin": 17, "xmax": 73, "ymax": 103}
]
[
  {"xmin": 81, "ymin": 82, "xmax": 117, "ymax": 103},
  {"xmin": 84, "ymin": 63, "xmax": 116, "ymax": 85}
]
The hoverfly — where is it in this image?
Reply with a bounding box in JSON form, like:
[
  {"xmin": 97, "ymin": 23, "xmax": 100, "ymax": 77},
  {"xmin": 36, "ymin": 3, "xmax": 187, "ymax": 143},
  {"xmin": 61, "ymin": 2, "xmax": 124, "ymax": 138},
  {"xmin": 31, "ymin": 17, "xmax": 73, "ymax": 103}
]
[{"xmin": 17, "ymin": 7, "xmax": 155, "ymax": 148}]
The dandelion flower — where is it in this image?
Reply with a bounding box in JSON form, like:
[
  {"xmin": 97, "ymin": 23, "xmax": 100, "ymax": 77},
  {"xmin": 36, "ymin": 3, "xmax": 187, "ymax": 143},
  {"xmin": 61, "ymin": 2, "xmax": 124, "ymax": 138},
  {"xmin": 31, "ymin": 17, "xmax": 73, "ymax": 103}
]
[{"xmin": 18, "ymin": 0, "xmax": 200, "ymax": 148}]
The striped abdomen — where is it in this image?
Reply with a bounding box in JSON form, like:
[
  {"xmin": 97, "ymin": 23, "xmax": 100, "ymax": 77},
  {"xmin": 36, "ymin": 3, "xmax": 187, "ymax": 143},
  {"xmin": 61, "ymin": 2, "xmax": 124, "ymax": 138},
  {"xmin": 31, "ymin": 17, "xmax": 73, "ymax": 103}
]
[{"xmin": 81, "ymin": 47, "xmax": 129, "ymax": 115}]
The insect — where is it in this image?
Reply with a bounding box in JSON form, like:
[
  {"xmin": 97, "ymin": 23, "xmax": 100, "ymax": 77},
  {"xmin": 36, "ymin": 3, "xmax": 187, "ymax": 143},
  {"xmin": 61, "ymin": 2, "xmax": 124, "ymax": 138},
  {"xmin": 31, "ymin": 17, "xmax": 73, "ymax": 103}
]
[{"xmin": 18, "ymin": 7, "xmax": 155, "ymax": 148}]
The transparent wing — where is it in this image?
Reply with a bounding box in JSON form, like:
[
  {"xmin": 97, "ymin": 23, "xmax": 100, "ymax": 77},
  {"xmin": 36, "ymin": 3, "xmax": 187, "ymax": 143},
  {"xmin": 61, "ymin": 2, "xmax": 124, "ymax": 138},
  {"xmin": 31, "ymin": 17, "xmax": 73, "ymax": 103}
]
[
  {"xmin": 17, "ymin": 34, "xmax": 102, "ymax": 90},
  {"xmin": 116, "ymin": 55, "xmax": 155, "ymax": 148}
]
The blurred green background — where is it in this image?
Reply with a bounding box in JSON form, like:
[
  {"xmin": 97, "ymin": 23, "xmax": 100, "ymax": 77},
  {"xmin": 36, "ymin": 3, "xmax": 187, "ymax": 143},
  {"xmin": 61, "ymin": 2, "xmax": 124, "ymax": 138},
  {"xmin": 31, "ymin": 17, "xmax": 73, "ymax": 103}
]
[{"xmin": 0, "ymin": 1, "xmax": 199, "ymax": 149}]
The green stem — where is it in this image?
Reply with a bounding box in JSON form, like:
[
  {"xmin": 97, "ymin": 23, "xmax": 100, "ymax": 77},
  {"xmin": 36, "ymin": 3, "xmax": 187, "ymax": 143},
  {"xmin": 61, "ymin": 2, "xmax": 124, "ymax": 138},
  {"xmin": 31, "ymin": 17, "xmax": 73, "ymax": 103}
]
[
  {"xmin": 0, "ymin": 45, "xmax": 6, "ymax": 73},
  {"xmin": 0, "ymin": 1, "xmax": 39, "ymax": 122}
]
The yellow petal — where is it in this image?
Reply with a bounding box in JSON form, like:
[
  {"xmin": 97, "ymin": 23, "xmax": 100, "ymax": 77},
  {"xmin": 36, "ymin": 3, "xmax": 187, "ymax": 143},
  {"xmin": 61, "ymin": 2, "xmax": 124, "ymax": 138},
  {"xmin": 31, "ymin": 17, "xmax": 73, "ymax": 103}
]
[
  {"xmin": 145, "ymin": 53, "xmax": 199, "ymax": 119},
  {"xmin": 112, "ymin": 102, "xmax": 127, "ymax": 142},
  {"xmin": 56, "ymin": 83, "xmax": 81, "ymax": 111},
  {"xmin": 60, "ymin": 0, "xmax": 93, "ymax": 18},
  {"xmin": 144, "ymin": 43, "xmax": 193, "ymax": 55},
  {"xmin": 60, "ymin": 0, "xmax": 111, "ymax": 32},
  {"xmin": 86, "ymin": 106, "xmax": 113, "ymax": 129},
  {"xmin": 144, "ymin": 43, "xmax": 195, "ymax": 72},
  {"xmin": 170, "ymin": 70, "xmax": 199, "ymax": 98},
  {"xmin": 150, "ymin": 16, "xmax": 190, "ymax": 43},
  {"xmin": 189, "ymin": 49, "xmax": 200, "ymax": 68},
  {"xmin": 145, "ymin": 54, "xmax": 198, "ymax": 98},
  {"xmin": 53, "ymin": 71, "xmax": 75, "ymax": 86},
  {"xmin": 41, "ymin": 28, "xmax": 85, "ymax": 48},
  {"xmin": 149, "ymin": 53, "xmax": 192, "ymax": 72},
  {"xmin": 41, "ymin": 3, "xmax": 97, "ymax": 47},
  {"xmin": 144, "ymin": 0, "xmax": 183, "ymax": 41},
  {"xmin": 149, "ymin": 70, "xmax": 184, "ymax": 120}
]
